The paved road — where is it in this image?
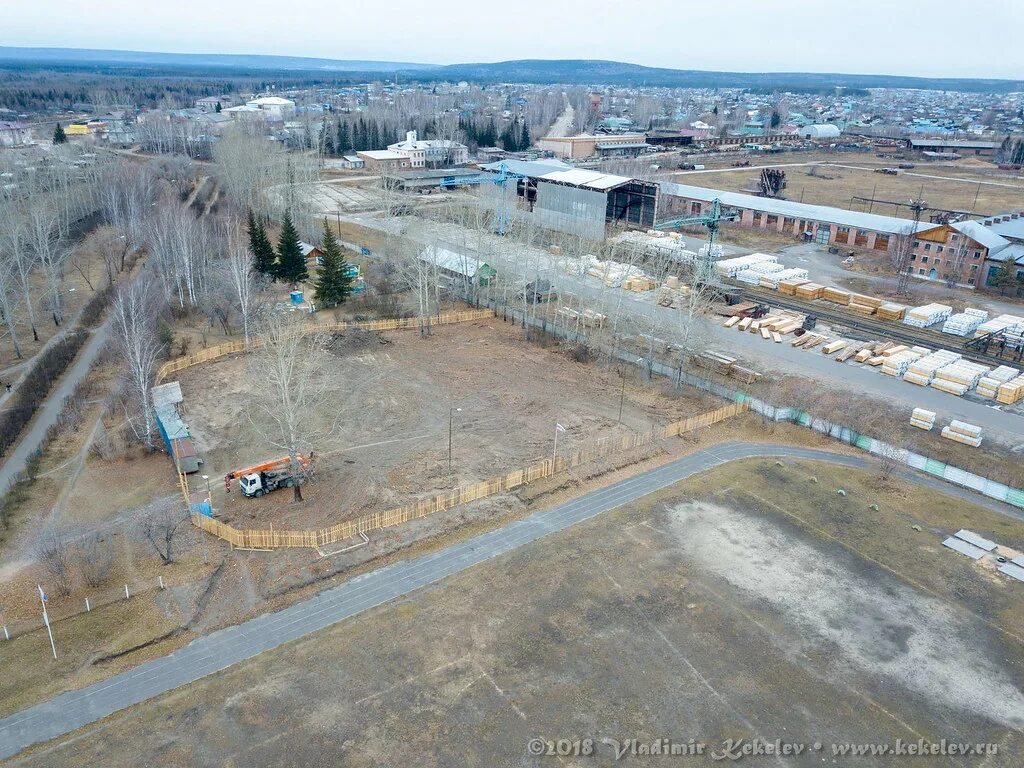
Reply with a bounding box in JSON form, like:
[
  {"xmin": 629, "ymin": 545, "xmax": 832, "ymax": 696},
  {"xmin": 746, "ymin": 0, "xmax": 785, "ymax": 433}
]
[{"xmin": 0, "ymin": 441, "xmax": 1018, "ymax": 760}]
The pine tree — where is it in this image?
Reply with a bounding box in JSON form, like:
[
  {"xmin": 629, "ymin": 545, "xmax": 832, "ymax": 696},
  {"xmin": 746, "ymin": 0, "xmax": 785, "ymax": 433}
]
[
  {"xmin": 313, "ymin": 219, "xmax": 353, "ymax": 308},
  {"xmin": 519, "ymin": 122, "xmax": 531, "ymax": 151},
  {"xmin": 337, "ymin": 120, "xmax": 350, "ymax": 155},
  {"xmin": 248, "ymin": 211, "xmax": 277, "ymax": 278},
  {"xmin": 215, "ymin": 101, "xmax": 222, "ymax": 113},
  {"xmin": 276, "ymin": 211, "xmax": 308, "ymax": 285},
  {"xmin": 53, "ymin": 123, "xmax": 67, "ymax": 144}
]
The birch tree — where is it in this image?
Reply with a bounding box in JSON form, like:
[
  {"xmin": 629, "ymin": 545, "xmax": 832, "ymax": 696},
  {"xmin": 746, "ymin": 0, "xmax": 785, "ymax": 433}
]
[{"xmin": 112, "ymin": 278, "xmax": 164, "ymax": 448}]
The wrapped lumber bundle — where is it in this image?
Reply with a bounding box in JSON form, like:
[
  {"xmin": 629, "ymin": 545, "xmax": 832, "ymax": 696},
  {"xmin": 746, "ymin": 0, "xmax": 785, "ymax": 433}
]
[
  {"xmin": 974, "ymin": 313, "xmax": 1024, "ymax": 337},
  {"xmin": 903, "ymin": 350, "xmax": 961, "ymax": 385},
  {"xmin": 715, "ymin": 253, "xmax": 777, "ymax": 278},
  {"xmin": 910, "ymin": 408, "xmax": 936, "ymax": 430},
  {"xmin": 903, "ymin": 303, "xmax": 952, "ymax": 328},
  {"xmin": 996, "ymin": 375, "xmax": 1024, "ymax": 405},
  {"xmin": 941, "ymin": 308, "xmax": 988, "ymax": 336},
  {"xmin": 976, "ymin": 366, "xmax": 1020, "ymax": 399},
  {"xmin": 759, "ymin": 267, "xmax": 810, "ymax": 289},
  {"xmin": 821, "ymin": 286, "xmax": 851, "ymax": 305},
  {"xmin": 850, "ymin": 293, "xmax": 882, "ymax": 308},
  {"xmin": 881, "ymin": 350, "xmax": 921, "ymax": 376},
  {"xmin": 777, "ymin": 278, "xmax": 809, "ymax": 295},
  {"xmin": 795, "ymin": 282, "xmax": 825, "ymax": 299},
  {"xmin": 932, "ymin": 360, "xmax": 990, "ymax": 393},
  {"xmin": 876, "ymin": 302, "xmax": 907, "ymax": 321},
  {"xmin": 941, "ymin": 420, "xmax": 983, "ymax": 447}
]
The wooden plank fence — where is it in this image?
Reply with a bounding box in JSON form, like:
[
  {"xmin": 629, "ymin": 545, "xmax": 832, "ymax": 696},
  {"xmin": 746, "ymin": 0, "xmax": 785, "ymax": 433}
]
[
  {"xmin": 156, "ymin": 309, "xmax": 495, "ymax": 383},
  {"xmin": 190, "ymin": 401, "xmax": 748, "ymax": 550}
]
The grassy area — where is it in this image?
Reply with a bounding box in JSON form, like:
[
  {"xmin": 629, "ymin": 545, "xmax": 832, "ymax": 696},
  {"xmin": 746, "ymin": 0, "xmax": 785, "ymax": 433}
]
[{"xmin": 14, "ymin": 457, "xmax": 1023, "ymax": 766}]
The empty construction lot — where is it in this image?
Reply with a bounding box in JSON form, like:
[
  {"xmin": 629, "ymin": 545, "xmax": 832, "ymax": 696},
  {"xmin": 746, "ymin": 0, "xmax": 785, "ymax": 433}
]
[
  {"xmin": 177, "ymin": 319, "xmax": 716, "ymax": 531},
  {"xmin": 15, "ymin": 457, "xmax": 1023, "ymax": 767}
]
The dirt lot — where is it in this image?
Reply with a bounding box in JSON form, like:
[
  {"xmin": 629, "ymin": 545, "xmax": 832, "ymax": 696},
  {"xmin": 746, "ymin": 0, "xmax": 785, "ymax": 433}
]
[
  {"xmin": 176, "ymin": 319, "xmax": 716, "ymax": 531},
  {"xmin": 673, "ymin": 155, "xmax": 1024, "ymax": 216},
  {"xmin": 17, "ymin": 457, "xmax": 1023, "ymax": 767}
]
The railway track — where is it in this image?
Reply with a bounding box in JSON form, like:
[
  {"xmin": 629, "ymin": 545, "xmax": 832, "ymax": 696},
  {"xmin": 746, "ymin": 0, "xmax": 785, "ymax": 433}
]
[{"xmin": 732, "ymin": 283, "xmax": 1018, "ymax": 369}]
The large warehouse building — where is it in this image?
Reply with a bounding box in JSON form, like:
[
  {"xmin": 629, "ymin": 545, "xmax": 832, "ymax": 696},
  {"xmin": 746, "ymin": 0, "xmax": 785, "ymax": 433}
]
[{"xmin": 481, "ymin": 160, "xmax": 659, "ymax": 240}]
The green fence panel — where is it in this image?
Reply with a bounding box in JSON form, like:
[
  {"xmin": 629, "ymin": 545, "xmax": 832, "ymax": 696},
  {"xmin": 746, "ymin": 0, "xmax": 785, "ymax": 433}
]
[
  {"xmin": 923, "ymin": 458, "xmax": 947, "ymax": 477},
  {"xmin": 1005, "ymin": 488, "xmax": 1024, "ymax": 509},
  {"xmin": 854, "ymin": 435, "xmax": 873, "ymax": 450}
]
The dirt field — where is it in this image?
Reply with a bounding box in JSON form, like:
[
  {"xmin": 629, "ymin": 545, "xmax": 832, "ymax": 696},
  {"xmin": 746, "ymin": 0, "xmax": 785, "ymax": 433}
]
[
  {"xmin": 17, "ymin": 457, "xmax": 1023, "ymax": 767},
  {"xmin": 176, "ymin": 320, "xmax": 716, "ymax": 531},
  {"xmin": 672, "ymin": 155, "xmax": 1024, "ymax": 216}
]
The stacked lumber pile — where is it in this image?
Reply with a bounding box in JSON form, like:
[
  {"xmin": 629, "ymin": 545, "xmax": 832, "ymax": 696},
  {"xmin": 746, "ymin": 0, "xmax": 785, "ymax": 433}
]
[
  {"xmin": 930, "ymin": 360, "xmax": 990, "ymax": 395},
  {"xmin": 758, "ymin": 267, "xmax": 810, "ymax": 289},
  {"xmin": 881, "ymin": 347, "xmax": 921, "ymax": 377},
  {"xmin": 941, "ymin": 420, "xmax": 983, "ymax": 448},
  {"xmin": 715, "ymin": 253, "xmax": 777, "ymax": 278},
  {"xmin": 974, "ymin": 313, "xmax": 1024, "ymax": 337},
  {"xmin": 795, "ymin": 282, "xmax": 825, "ymax": 299},
  {"xmin": 996, "ymin": 375, "xmax": 1024, "ymax": 405},
  {"xmin": 691, "ymin": 351, "xmax": 762, "ymax": 383},
  {"xmin": 792, "ymin": 332, "xmax": 828, "ymax": 349},
  {"xmin": 876, "ymin": 302, "xmax": 907, "ymax": 321},
  {"xmin": 941, "ymin": 308, "xmax": 988, "ymax": 336},
  {"xmin": 736, "ymin": 261, "xmax": 786, "ymax": 285},
  {"xmin": 822, "ymin": 339, "xmax": 848, "ymax": 355},
  {"xmin": 910, "ymin": 408, "xmax": 936, "ymax": 430},
  {"xmin": 903, "ymin": 303, "xmax": 953, "ymax": 328},
  {"xmin": 902, "ymin": 350, "xmax": 961, "ymax": 386},
  {"xmin": 777, "ymin": 278, "xmax": 810, "ymax": 295},
  {"xmin": 623, "ymin": 275, "xmax": 657, "ymax": 292},
  {"xmin": 976, "ymin": 366, "xmax": 1019, "ymax": 399},
  {"xmin": 821, "ymin": 286, "xmax": 851, "ymax": 305}
]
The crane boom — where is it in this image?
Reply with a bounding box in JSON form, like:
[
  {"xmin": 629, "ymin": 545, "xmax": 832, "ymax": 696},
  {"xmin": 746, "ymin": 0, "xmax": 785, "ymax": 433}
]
[
  {"xmin": 438, "ymin": 161, "xmax": 526, "ymax": 234},
  {"xmin": 653, "ymin": 198, "xmax": 739, "ymax": 283}
]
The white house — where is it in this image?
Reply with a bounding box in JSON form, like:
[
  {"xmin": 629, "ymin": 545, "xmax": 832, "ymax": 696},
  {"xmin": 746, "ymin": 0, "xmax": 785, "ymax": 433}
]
[
  {"xmin": 244, "ymin": 96, "xmax": 296, "ymax": 121},
  {"xmin": 387, "ymin": 130, "xmax": 469, "ymax": 168}
]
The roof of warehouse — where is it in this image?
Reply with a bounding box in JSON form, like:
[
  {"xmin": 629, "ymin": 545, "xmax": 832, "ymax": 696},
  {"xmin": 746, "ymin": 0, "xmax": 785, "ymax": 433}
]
[
  {"xmin": 660, "ymin": 182, "xmax": 927, "ymax": 234},
  {"xmin": 481, "ymin": 159, "xmax": 572, "ymax": 177},
  {"xmin": 418, "ymin": 245, "xmax": 490, "ymax": 278},
  {"xmin": 908, "ymin": 139, "xmax": 999, "ymax": 149},
  {"xmin": 949, "ymin": 220, "xmax": 1010, "ymax": 253},
  {"xmin": 539, "ymin": 168, "xmax": 633, "ymax": 190},
  {"xmin": 595, "ymin": 142, "xmax": 650, "ymax": 150},
  {"xmin": 980, "ymin": 213, "xmax": 1024, "ymax": 242}
]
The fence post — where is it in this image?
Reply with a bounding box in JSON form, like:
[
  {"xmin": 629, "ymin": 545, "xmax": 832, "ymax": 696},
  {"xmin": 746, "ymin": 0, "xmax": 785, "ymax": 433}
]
[
  {"xmin": 158, "ymin": 575, "xmax": 164, "ymax": 590},
  {"xmin": 85, "ymin": 597, "xmax": 90, "ymax": 612},
  {"xmin": 124, "ymin": 584, "xmax": 130, "ymax": 600},
  {"xmin": 2, "ymin": 625, "xmax": 8, "ymax": 640}
]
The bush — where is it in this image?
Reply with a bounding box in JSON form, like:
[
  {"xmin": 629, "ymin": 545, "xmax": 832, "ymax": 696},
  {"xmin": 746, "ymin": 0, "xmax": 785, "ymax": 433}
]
[{"xmin": 79, "ymin": 283, "xmax": 116, "ymax": 327}]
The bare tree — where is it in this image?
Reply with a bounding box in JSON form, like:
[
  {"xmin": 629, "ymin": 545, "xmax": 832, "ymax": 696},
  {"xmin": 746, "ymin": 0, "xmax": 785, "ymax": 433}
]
[
  {"xmin": 23, "ymin": 199, "xmax": 70, "ymax": 327},
  {"xmin": 0, "ymin": 248, "xmax": 23, "ymax": 358},
  {"xmin": 112, "ymin": 278, "xmax": 164, "ymax": 448},
  {"xmin": 141, "ymin": 507, "xmax": 188, "ymax": 564},
  {"xmin": 247, "ymin": 312, "xmax": 338, "ymax": 502},
  {"xmin": 37, "ymin": 530, "xmax": 73, "ymax": 597},
  {"xmin": 78, "ymin": 533, "xmax": 115, "ymax": 588},
  {"xmin": 222, "ymin": 221, "xmax": 261, "ymax": 348}
]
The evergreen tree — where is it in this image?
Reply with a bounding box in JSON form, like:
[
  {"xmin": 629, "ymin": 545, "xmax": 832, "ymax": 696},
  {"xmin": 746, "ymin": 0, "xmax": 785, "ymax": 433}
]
[
  {"xmin": 337, "ymin": 120, "xmax": 350, "ymax": 155},
  {"xmin": 248, "ymin": 210, "xmax": 277, "ymax": 277},
  {"xmin": 53, "ymin": 123, "xmax": 67, "ymax": 144},
  {"xmin": 215, "ymin": 101, "xmax": 222, "ymax": 113},
  {"xmin": 276, "ymin": 210, "xmax": 308, "ymax": 285},
  {"xmin": 369, "ymin": 121, "xmax": 381, "ymax": 150},
  {"xmin": 313, "ymin": 219, "xmax": 354, "ymax": 308},
  {"xmin": 519, "ymin": 122, "xmax": 531, "ymax": 151}
]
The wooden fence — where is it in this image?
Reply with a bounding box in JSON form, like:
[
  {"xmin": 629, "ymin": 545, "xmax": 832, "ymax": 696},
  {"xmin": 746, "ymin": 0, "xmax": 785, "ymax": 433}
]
[
  {"xmin": 155, "ymin": 309, "xmax": 495, "ymax": 383},
  {"xmin": 190, "ymin": 401, "xmax": 748, "ymax": 550}
]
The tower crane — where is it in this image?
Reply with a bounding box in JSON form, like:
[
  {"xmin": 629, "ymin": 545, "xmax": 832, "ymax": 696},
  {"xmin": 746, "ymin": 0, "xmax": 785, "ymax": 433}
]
[
  {"xmin": 439, "ymin": 161, "xmax": 527, "ymax": 234},
  {"xmin": 653, "ymin": 198, "xmax": 739, "ymax": 283}
]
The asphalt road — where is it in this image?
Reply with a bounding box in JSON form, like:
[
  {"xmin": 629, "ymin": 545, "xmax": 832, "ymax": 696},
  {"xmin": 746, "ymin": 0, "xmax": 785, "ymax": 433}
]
[{"xmin": 0, "ymin": 441, "xmax": 1018, "ymax": 760}]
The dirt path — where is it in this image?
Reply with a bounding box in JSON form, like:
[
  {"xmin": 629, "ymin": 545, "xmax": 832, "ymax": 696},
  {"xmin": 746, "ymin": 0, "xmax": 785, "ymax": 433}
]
[{"xmin": 544, "ymin": 102, "xmax": 574, "ymax": 139}]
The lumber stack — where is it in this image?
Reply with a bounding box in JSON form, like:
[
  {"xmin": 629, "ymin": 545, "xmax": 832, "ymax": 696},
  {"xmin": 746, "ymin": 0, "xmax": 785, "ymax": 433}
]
[
  {"xmin": 736, "ymin": 261, "xmax": 787, "ymax": 285},
  {"xmin": 976, "ymin": 366, "xmax": 1019, "ymax": 399},
  {"xmin": 821, "ymin": 286, "xmax": 851, "ymax": 305},
  {"xmin": 941, "ymin": 420, "xmax": 983, "ymax": 448},
  {"xmin": 930, "ymin": 360, "xmax": 990, "ymax": 395},
  {"xmin": 910, "ymin": 408, "xmax": 936, "ymax": 430},
  {"xmin": 876, "ymin": 302, "xmax": 907, "ymax": 321},
  {"xmin": 777, "ymin": 278, "xmax": 809, "ymax": 295},
  {"xmin": 996, "ymin": 375, "xmax": 1024, "ymax": 405},
  {"xmin": 975, "ymin": 313, "xmax": 1024, "ymax": 337},
  {"xmin": 715, "ymin": 253, "xmax": 778, "ymax": 278},
  {"xmin": 623, "ymin": 275, "xmax": 657, "ymax": 292},
  {"xmin": 903, "ymin": 303, "xmax": 952, "ymax": 328},
  {"xmin": 881, "ymin": 349, "xmax": 921, "ymax": 377},
  {"xmin": 902, "ymin": 350, "xmax": 961, "ymax": 386},
  {"xmin": 795, "ymin": 282, "xmax": 825, "ymax": 300},
  {"xmin": 822, "ymin": 339, "xmax": 848, "ymax": 355},
  {"xmin": 941, "ymin": 308, "xmax": 988, "ymax": 337}
]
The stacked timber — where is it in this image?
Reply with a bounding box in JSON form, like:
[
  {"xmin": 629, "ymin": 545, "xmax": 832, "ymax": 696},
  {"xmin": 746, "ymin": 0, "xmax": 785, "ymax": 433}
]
[
  {"xmin": 976, "ymin": 366, "xmax": 1019, "ymax": 399},
  {"xmin": 903, "ymin": 303, "xmax": 953, "ymax": 328},
  {"xmin": 910, "ymin": 408, "xmax": 936, "ymax": 430},
  {"xmin": 777, "ymin": 278, "xmax": 810, "ymax": 295},
  {"xmin": 931, "ymin": 360, "xmax": 990, "ymax": 395},
  {"xmin": 822, "ymin": 340, "xmax": 848, "ymax": 355},
  {"xmin": 941, "ymin": 308, "xmax": 988, "ymax": 336},
  {"xmin": 821, "ymin": 286, "xmax": 851, "ymax": 305},
  {"xmin": 737, "ymin": 261, "xmax": 786, "ymax": 284},
  {"xmin": 623, "ymin": 275, "xmax": 657, "ymax": 292},
  {"xmin": 715, "ymin": 253, "xmax": 777, "ymax": 278},
  {"xmin": 758, "ymin": 267, "xmax": 809, "ymax": 289},
  {"xmin": 941, "ymin": 420, "xmax": 983, "ymax": 447},
  {"xmin": 975, "ymin": 313, "xmax": 1024, "ymax": 337},
  {"xmin": 876, "ymin": 302, "xmax": 907, "ymax": 321},
  {"xmin": 881, "ymin": 349, "xmax": 921, "ymax": 377},
  {"xmin": 996, "ymin": 375, "xmax": 1024, "ymax": 405},
  {"xmin": 903, "ymin": 350, "xmax": 961, "ymax": 386},
  {"xmin": 795, "ymin": 282, "xmax": 825, "ymax": 299}
]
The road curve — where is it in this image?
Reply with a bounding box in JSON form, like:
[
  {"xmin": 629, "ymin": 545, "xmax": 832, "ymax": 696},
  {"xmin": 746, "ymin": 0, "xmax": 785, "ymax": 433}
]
[{"xmin": 0, "ymin": 441, "xmax": 1018, "ymax": 760}]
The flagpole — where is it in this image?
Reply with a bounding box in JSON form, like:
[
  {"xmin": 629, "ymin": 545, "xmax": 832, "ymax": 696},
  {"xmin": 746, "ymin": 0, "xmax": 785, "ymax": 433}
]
[{"xmin": 38, "ymin": 584, "xmax": 57, "ymax": 660}]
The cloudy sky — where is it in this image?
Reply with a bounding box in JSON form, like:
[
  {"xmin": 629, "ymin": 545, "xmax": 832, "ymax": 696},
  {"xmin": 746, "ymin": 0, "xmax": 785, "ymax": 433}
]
[{"xmin": 4, "ymin": 0, "xmax": 1022, "ymax": 79}]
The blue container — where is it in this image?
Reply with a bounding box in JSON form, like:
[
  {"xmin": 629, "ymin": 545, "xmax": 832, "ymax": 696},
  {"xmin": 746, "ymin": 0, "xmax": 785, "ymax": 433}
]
[{"xmin": 290, "ymin": 290, "xmax": 303, "ymax": 305}]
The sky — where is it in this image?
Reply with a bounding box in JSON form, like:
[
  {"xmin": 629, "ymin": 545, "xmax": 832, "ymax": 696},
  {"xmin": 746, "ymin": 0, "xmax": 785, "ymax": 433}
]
[{"xmin": 4, "ymin": 0, "xmax": 1023, "ymax": 80}]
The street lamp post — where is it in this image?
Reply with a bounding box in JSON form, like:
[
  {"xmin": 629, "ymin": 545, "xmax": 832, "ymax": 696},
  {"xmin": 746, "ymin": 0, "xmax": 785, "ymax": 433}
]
[
  {"xmin": 448, "ymin": 407, "xmax": 462, "ymax": 474},
  {"xmin": 617, "ymin": 369, "xmax": 627, "ymax": 424}
]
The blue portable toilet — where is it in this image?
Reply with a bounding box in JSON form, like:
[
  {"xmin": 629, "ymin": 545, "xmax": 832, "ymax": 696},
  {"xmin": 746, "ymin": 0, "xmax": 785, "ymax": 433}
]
[{"xmin": 290, "ymin": 290, "xmax": 303, "ymax": 305}]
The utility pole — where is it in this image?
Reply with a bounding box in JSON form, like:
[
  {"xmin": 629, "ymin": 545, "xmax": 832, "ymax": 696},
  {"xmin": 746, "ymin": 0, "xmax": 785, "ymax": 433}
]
[
  {"xmin": 448, "ymin": 407, "xmax": 462, "ymax": 474},
  {"xmin": 895, "ymin": 198, "xmax": 928, "ymax": 297}
]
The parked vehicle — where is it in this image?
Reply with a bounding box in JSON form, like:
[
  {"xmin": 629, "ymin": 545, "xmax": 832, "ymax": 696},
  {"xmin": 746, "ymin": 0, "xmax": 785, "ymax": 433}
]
[{"xmin": 225, "ymin": 453, "xmax": 315, "ymax": 498}]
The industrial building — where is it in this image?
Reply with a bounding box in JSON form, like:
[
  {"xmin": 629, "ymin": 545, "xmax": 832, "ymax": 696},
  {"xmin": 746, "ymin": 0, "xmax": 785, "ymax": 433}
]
[
  {"xmin": 380, "ymin": 168, "xmax": 482, "ymax": 192},
  {"xmin": 660, "ymin": 182, "xmax": 925, "ymax": 253},
  {"xmin": 387, "ymin": 130, "xmax": 469, "ymax": 168},
  {"xmin": 356, "ymin": 150, "xmax": 412, "ymax": 171},
  {"xmin": 912, "ymin": 214, "xmax": 1024, "ymax": 290},
  {"xmin": 906, "ymin": 139, "xmax": 1000, "ymax": 156},
  {"xmin": 480, "ymin": 160, "xmax": 659, "ymax": 240},
  {"xmin": 535, "ymin": 133, "xmax": 650, "ymax": 160}
]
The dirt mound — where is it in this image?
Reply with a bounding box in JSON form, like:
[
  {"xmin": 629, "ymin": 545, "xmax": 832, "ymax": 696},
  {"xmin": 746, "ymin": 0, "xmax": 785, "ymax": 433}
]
[{"xmin": 325, "ymin": 329, "xmax": 388, "ymax": 356}]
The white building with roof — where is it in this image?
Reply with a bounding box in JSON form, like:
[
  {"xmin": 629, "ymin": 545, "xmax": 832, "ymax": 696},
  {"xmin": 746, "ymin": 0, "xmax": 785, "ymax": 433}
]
[
  {"xmin": 387, "ymin": 130, "xmax": 468, "ymax": 168},
  {"xmin": 244, "ymin": 96, "xmax": 296, "ymax": 121}
]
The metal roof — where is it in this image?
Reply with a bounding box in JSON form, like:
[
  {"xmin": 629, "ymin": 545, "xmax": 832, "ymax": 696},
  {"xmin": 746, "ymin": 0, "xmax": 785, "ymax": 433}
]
[
  {"xmin": 418, "ymin": 246, "xmax": 490, "ymax": 278},
  {"xmin": 953, "ymin": 529, "xmax": 997, "ymax": 551},
  {"xmin": 481, "ymin": 159, "xmax": 572, "ymax": 177},
  {"xmin": 998, "ymin": 562, "xmax": 1024, "ymax": 583},
  {"xmin": 596, "ymin": 142, "xmax": 649, "ymax": 150},
  {"xmin": 909, "ymin": 139, "xmax": 999, "ymax": 149},
  {"xmin": 942, "ymin": 536, "xmax": 987, "ymax": 560},
  {"xmin": 540, "ymin": 169, "xmax": 633, "ymax": 190},
  {"xmin": 661, "ymin": 182, "xmax": 927, "ymax": 234},
  {"xmin": 980, "ymin": 214, "xmax": 1024, "ymax": 242},
  {"xmin": 949, "ymin": 221, "xmax": 1010, "ymax": 254},
  {"xmin": 151, "ymin": 382, "xmax": 183, "ymax": 409}
]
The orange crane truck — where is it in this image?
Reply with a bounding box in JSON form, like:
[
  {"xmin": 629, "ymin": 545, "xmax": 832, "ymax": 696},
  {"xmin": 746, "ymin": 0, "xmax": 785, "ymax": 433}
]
[{"xmin": 224, "ymin": 453, "xmax": 315, "ymax": 498}]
